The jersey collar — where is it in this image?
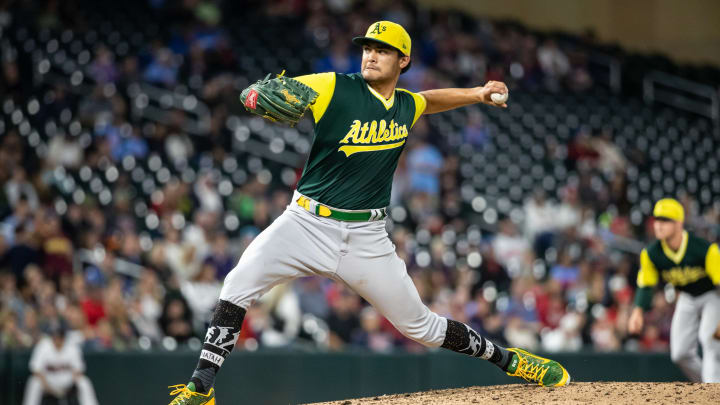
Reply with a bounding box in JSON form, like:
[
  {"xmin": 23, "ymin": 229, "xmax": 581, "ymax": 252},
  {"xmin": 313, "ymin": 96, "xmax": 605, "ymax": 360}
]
[
  {"xmin": 661, "ymin": 230, "xmax": 689, "ymax": 264},
  {"xmin": 366, "ymin": 84, "xmax": 395, "ymax": 110}
]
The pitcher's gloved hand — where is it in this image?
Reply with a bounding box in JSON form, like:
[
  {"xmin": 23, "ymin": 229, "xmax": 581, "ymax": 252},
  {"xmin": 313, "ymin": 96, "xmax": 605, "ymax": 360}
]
[{"xmin": 240, "ymin": 71, "xmax": 319, "ymax": 126}]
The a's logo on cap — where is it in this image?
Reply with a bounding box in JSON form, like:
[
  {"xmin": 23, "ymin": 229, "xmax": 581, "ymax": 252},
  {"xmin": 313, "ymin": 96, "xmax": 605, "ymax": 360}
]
[
  {"xmin": 245, "ymin": 89, "xmax": 259, "ymax": 110},
  {"xmin": 370, "ymin": 23, "xmax": 387, "ymax": 35}
]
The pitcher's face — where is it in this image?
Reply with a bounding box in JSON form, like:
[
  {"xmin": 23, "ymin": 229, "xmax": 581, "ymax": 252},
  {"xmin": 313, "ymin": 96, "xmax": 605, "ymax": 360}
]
[{"xmin": 360, "ymin": 43, "xmax": 407, "ymax": 82}]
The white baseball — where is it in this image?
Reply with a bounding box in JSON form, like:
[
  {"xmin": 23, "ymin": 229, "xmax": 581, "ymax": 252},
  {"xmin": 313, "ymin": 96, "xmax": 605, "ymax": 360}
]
[{"xmin": 491, "ymin": 92, "xmax": 508, "ymax": 105}]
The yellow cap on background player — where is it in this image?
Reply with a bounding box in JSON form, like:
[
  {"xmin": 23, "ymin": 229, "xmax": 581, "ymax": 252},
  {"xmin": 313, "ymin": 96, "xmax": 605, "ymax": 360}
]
[
  {"xmin": 653, "ymin": 198, "xmax": 684, "ymax": 222},
  {"xmin": 352, "ymin": 21, "xmax": 412, "ymax": 72}
]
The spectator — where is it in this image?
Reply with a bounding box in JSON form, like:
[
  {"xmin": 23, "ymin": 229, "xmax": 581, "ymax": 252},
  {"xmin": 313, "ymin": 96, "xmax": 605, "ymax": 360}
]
[
  {"xmin": 523, "ymin": 189, "xmax": 557, "ymax": 257},
  {"xmin": 593, "ymin": 129, "xmax": 627, "ymax": 176},
  {"xmin": 89, "ymin": 46, "xmax": 119, "ymax": 84},
  {"xmin": 181, "ymin": 261, "xmax": 222, "ymax": 333},
  {"xmin": 143, "ymin": 48, "xmax": 179, "ymax": 87},
  {"xmin": 470, "ymin": 244, "xmax": 511, "ymax": 296},
  {"xmin": 164, "ymin": 127, "xmax": 195, "ymax": 165},
  {"xmin": 194, "ymin": 173, "xmax": 223, "ymax": 213},
  {"xmin": 119, "ymin": 55, "xmax": 141, "ymax": 87},
  {"xmin": 257, "ymin": 284, "xmax": 302, "ymax": 347},
  {"xmin": 567, "ymin": 128, "xmax": 599, "ymax": 170},
  {"xmin": 1, "ymin": 224, "xmax": 40, "ymax": 283},
  {"xmin": 181, "ymin": 210, "xmax": 217, "ymax": 278},
  {"xmin": 4, "ymin": 167, "xmax": 39, "ymax": 211},
  {"xmin": 1, "ymin": 197, "xmax": 33, "ymax": 248},
  {"xmin": 492, "ymin": 219, "xmax": 532, "ymax": 277},
  {"xmin": 159, "ymin": 293, "xmax": 194, "ymax": 343},
  {"xmin": 80, "ymin": 281, "xmax": 106, "ymax": 327},
  {"xmin": 326, "ymin": 285, "xmax": 361, "ymax": 350},
  {"xmin": 110, "ymin": 127, "xmax": 149, "ymax": 162},
  {"xmin": 549, "ymin": 251, "xmax": 579, "ymax": 288},
  {"xmin": 0, "ymin": 311, "xmax": 33, "ymax": 349},
  {"xmin": 129, "ymin": 269, "xmax": 164, "ymax": 342},
  {"xmin": 591, "ymin": 312, "xmax": 621, "ymax": 351},
  {"xmin": 537, "ymin": 39, "xmax": 570, "ymax": 91},
  {"xmin": 352, "ymin": 306, "xmax": 394, "ymax": 352},
  {"xmin": 567, "ymin": 49, "xmax": 593, "ymax": 91},
  {"xmin": 541, "ymin": 311, "xmax": 583, "ymax": 352},
  {"xmin": 406, "ymin": 137, "xmax": 444, "ymax": 195},
  {"xmin": 204, "ymin": 232, "xmax": 235, "ymax": 281},
  {"xmin": 461, "ymin": 108, "xmax": 490, "ymax": 149},
  {"xmin": 294, "ymin": 277, "xmax": 330, "ymax": 320},
  {"xmin": 77, "ymin": 86, "xmax": 114, "ymax": 126},
  {"xmin": 556, "ymin": 186, "xmax": 583, "ymax": 231},
  {"xmin": 37, "ymin": 212, "xmax": 73, "ymax": 284},
  {"xmin": 314, "ymin": 39, "xmax": 359, "ymax": 74},
  {"xmin": 47, "ymin": 132, "xmax": 84, "ymax": 169}
]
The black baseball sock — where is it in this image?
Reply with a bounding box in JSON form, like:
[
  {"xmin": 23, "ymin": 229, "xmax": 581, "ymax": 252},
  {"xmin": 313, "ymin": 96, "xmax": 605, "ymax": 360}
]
[
  {"xmin": 189, "ymin": 300, "xmax": 246, "ymax": 393},
  {"xmin": 440, "ymin": 319, "xmax": 513, "ymax": 371}
]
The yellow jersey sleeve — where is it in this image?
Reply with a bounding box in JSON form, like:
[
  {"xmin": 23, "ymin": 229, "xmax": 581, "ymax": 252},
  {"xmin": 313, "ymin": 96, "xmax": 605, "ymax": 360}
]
[
  {"xmin": 396, "ymin": 88, "xmax": 426, "ymax": 128},
  {"xmin": 293, "ymin": 72, "xmax": 336, "ymax": 123},
  {"xmin": 637, "ymin": 248, "xmax": 659, "ymax": 288},
  {"xmin": 705, "ymin": 243, "xmax": 720, "ymax": 285}
]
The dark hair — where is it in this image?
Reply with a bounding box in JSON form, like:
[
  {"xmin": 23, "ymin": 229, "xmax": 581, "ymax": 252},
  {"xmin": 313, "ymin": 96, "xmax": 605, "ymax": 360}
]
[
  {"xmin": 45, "ymin": 318, "xmax": 68, "ymax": 337},
  {"xmin": 395, "ymin": 49, "xmax": 411, "ymax": 74}
]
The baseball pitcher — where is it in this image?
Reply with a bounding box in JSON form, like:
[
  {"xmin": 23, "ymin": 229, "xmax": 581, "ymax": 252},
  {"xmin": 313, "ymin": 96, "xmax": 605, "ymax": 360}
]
[
  {"xmin": 168, "ymin": 21, "xmax": 570, "ymax": 405},
  {"xmin": 628, "ymin": 198, "xmax": 720, "ymax": 382}
]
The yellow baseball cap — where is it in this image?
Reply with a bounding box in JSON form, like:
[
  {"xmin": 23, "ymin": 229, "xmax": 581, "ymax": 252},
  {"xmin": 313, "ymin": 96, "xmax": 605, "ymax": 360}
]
[
  {"xmin": 653, "ymin": 198, "xmax": 684, "ymax": 222},
  {"xmin": 352, "ymin": 21, "xmax": 412, "ymax": 72}
]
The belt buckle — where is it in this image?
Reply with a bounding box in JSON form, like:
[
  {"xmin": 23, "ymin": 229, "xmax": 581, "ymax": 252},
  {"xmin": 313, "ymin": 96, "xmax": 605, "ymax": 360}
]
[{"xmin": 317, "ymin": 205, "xmax": 332, "ymax": 217}]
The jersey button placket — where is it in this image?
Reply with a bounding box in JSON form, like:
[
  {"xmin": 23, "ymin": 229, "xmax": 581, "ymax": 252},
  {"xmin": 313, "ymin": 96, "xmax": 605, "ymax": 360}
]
[{"xmin": 339, "ymin": 222, "xmax": 350, "ymax": 255}]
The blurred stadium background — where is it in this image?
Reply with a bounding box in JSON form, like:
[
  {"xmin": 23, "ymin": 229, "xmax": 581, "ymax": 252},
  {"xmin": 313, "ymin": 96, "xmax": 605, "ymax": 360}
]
[{"xmin": 1, "ymin": 0, "xmax": 720, "ymax": 404}]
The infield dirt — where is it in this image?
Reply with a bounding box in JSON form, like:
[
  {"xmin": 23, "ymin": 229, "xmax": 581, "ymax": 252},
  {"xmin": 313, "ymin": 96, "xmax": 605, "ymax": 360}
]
[{"xmin": 305, "ymin": 382, "xmax": 720, "ymax": 404}]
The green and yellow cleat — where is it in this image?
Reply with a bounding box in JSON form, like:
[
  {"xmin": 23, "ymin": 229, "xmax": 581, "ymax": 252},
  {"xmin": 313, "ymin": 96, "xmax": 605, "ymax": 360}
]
[
  {"xmin": 505, "ymin": 348, "xmax": 571, "ymax": 387},
  {"xmin": 168, "ymin": 383, "xmax": 216, "ymax": 405}
]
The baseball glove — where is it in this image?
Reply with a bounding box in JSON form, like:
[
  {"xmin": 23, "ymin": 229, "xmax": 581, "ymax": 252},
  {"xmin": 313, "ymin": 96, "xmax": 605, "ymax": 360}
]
[{"xmin": 240, "ymin": 71, "xmax": 318, "ymax": 126}]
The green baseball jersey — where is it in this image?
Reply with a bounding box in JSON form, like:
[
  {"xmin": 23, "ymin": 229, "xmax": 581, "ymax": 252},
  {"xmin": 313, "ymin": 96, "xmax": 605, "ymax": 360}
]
[
  {"xmin": 293, "ymin": 72, "xmax": 426, "ymax": 210},
  {"xmin": 634, "ymin": 231, "xmax": 720, "ymax": 309}
]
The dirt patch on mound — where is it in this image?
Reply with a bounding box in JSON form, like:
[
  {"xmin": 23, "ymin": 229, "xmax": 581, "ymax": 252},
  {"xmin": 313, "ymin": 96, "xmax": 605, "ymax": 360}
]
[{"xmin": 305, "ymin": 382, "xmax": 720, "ymax": 405}]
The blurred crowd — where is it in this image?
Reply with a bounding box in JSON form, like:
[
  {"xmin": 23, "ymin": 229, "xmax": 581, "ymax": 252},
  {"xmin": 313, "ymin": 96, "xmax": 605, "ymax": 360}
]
[{"xmin": 2, "ymin": 0, "xmax": 720, "ymax": 359}]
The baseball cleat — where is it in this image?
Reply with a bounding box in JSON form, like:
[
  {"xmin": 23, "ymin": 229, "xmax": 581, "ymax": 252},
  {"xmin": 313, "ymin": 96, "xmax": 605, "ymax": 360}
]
[
  {"xmin": 505, "ymin": 348, "xmax": 571, "ymax": 387},
  {"xmin": 168, "ymin": 383, "xmax": 216, "ymax": 405}
]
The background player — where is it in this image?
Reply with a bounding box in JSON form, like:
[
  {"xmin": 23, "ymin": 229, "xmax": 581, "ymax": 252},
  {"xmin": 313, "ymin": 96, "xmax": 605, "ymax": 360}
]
[
  {"xmin": 168, "ymin": 21, "xmax": 569, "ymax": 405},
  {"xmin": 23, "ymin": 319, "xmax": 99, "ymax": 405},
  {"xmin": 628, "ymin": 198, "xmax": 720, "ymax": 382}
]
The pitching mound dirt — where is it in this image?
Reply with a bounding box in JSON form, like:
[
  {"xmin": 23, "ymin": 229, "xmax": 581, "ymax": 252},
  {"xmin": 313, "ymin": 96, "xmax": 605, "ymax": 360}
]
[{"xmin": 305, "ymin": 382, "xmax": 720, "ymax": 405}]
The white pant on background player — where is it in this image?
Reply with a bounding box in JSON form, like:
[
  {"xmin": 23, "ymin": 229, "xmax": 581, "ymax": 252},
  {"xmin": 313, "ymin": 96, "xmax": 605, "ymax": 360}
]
[
  {"xmin": 670, "ymin": 290, "xmax": 720, "ymax": 382},
  {"xmin": 23, "ymin": 376, "xmax": 98, "ymax": 405},
  {"xmin": 220, "ymin": 191, "xmax": 450, "ymax": 348},
  {"xmin": 23, "ymin": 336, "xmax": 99, "ymax": 405}
]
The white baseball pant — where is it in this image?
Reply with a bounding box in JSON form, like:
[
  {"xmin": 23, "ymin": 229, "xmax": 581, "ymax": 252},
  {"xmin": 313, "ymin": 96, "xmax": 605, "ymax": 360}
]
[
  {"xmin": 219, "ymin": 191, "xmax": 448, "ymax": 346},
  {"xmin": 23, "ymin": 375, "xmax": 98, "ymax": 405},
  {"xmin": 670, "ymin": 289, "xmax": 720, "ymax": 382}
]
